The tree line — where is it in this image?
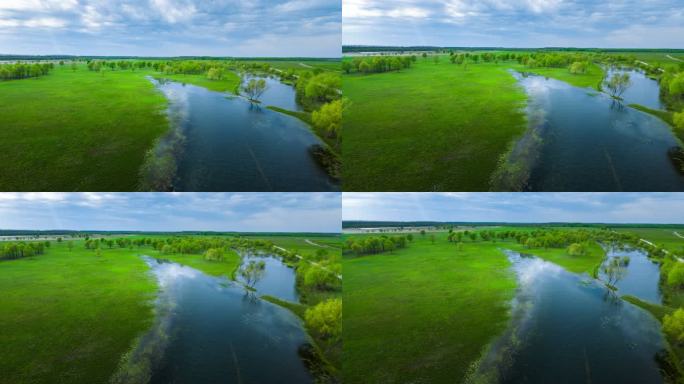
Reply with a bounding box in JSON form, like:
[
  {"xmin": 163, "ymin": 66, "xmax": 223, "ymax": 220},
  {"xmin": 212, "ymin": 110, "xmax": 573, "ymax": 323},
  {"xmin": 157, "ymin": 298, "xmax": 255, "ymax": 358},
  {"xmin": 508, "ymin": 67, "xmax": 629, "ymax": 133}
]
[
  {"xmin": 343, "ymin": 55, "xmax": 417, "ymax": 74},
  {"xmin": 344, "ymin": 234, "xmax": 411, "ymax": 256},
  {"xmin": 0, "ymin": 241, "xmax": 48, "ymax": 260},
  {"xmin": 0, "ymin": 62, "xmax": 53, "ymax": 81}
]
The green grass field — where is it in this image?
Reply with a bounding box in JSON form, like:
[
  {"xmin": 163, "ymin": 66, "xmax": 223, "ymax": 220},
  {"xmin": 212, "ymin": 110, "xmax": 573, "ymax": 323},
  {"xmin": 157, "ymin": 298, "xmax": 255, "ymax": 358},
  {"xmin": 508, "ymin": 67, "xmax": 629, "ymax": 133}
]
[
  {"xmin": 342, "ymin": 57, "xmax": 605, "ymax": 191},
  {"xmin": 0, "ymin": 65, "xmax": 168, "ymax": 191},
  {"xmin": 0, "ymin": 241, "xmax": 156, "ymax": 384},
  {"xmin": 155, "ymin": 248, "xmax": 241, "ymax": 278},
  {"xmin": 343, "ymin": 233, "xmax": 516, "ymax": 383}
]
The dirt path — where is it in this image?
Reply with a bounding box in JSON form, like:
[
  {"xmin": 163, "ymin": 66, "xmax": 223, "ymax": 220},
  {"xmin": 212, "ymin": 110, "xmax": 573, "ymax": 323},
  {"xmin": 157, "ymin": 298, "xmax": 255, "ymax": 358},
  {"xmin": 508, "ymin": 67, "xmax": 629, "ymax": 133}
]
[
  {"xmin": 273, "ymin": 245, "xmax": 342, "ymax": 280},
  {"xmin": 305, "ymin": 239, "xmax": 329, "ymax": 248},
  {"xmin": 667, "ymin": 55, "xmax": 684, "ymax": 62},
  {"xmin": 674, "ymin": 231, "xmax": 684, "ymax": 239},
  {"xmin": 298, "ymin": 62, "xmax": 314, "ymax": 69}
]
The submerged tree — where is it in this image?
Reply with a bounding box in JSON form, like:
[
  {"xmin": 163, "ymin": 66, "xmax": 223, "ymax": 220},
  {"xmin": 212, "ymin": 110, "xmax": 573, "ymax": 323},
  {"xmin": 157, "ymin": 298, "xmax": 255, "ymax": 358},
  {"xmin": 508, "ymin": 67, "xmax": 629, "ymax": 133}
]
[
  {"xmin": 240, "ymin": 260, "xmax": 266, "ymax": 288},
  {"xmin": 242, "ymin": 78, "xmax": 267, "ymax": 102},
  {"xmin": 602, "ymin": 256, "xmax": 627, "ymax": 288},
  {"xmin": 604, "ymin": 73, "xmax": 631, "ymax": 99}
]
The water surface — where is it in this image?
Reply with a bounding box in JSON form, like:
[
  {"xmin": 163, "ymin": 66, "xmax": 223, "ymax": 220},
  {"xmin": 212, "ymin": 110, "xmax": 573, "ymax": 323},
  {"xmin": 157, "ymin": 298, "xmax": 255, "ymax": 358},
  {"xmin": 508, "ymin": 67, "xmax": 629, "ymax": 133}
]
[
  {"xmin": 133, "ymin": 257, "xmax": 313, "ymax": 384},
  {"xmin": 604, "ymin": 67, "xmax": 664, "ymax": 110},
  {"xmin": 493, "ymin": 71, "xmax": 684, "ymax": 191},
  {"xmin": 473, "ymin": 250, "xmax": 666, "ymax": 384},
  {"xmin": 599, "ymin": 246, "xmax": 662, "ymax": 304},
  {"xmin": 240, "ymin": 253, "xmax": 299, "ymax": 302},
  {"xmin": 149, "ymin": 77, "xmax": 338, "ymax": 192}
]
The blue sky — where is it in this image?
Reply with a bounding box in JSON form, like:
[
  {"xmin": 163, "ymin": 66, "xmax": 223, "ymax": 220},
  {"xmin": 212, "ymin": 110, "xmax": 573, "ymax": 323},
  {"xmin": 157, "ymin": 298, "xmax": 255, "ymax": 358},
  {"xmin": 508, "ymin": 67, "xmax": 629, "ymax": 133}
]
[
  {"xmin": 0, "ymin": 0, "xmax": 340, "ymax": 57},
  {"xmin": 0, "ymin": 193, "xmax": 341, "ymax": 232},
  {"xmin": 343, "ymin": 193, "xmax": 684, "ymax": 224},
  {"xmin": 343, "ymin": 0, "xmax": 684, "ymax": 48}
]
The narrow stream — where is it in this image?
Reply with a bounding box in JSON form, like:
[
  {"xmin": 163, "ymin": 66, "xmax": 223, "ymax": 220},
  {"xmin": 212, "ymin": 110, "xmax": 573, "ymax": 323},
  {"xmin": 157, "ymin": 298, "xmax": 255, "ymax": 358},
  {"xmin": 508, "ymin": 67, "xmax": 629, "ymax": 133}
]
[
  {"xmin": 471, "ymin": 250, "xmax": 667, "ymax": 383},
  {"xmin": 144, "ymin": 76, "xmax": 338, "ymax": 192},
  {"xmin": 492, "ymin": 69, "xmax": 684, "ymax": 191},
  {"xmin": 113, "ymin": 255, "xmax": 313, "ymax": 384}
]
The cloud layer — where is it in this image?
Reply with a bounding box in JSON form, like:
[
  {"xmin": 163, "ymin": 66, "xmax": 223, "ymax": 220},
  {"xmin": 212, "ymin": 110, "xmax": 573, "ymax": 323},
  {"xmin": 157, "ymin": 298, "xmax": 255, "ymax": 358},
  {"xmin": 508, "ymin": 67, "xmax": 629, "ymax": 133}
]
[
  {"xmin": 0, "ymin": 193, "xmax": 341, "ymax": 232},
  {"xmin": 343, "ymin": 0, "xmax": 684, "ymax": 48},
  {"xmin": 343, "ymin": 193, "xmax": 684, "ymax": 224},
  {"xmin": 0, "ymin": 0, "xmax": 341, "ymax": 56}
]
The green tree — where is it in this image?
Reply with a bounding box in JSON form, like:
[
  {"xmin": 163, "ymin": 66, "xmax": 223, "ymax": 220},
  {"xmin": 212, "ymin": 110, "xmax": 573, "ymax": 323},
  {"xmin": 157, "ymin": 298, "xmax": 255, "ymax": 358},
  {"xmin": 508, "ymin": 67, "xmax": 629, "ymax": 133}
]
[
  {"xmin": 305, "ymin": 298, "xmax": 341, "ymax": 341},
  {"xmin": 240, "ymin": 260, "xmax": 266, "ymax": 288},
  {"xmin": 668, "ymin": 263, "xmax": 684, "ymax": 287},
  {"xmin": 341, "ymin": 61, "xmax": 352, "ymax": 74},
  {"xmin": 242, "ymin": 78, "xmax": 267, "ymax": 102},
  {"xmin": 604, "ymin": 73, "xmax": 631, "ymax": 98},
  {"xmin": 663, "ymin": 308, "xmax": 684, "ymax": 343},
  {"xmin": 312, "ymin": 99, "xmax": 346, "ymax": 144}
]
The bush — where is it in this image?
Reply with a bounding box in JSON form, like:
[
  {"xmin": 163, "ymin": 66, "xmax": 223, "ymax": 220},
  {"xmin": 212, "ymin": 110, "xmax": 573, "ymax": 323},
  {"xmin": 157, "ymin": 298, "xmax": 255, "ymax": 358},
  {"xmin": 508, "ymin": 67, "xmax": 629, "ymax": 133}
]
[
  {"xmin": 664, "ymin": 308, "xmax": 684, "ymax": 343},
  {"xmin": 305, "ymin": 299, "xmax": 341, "ymax": 341},
  {"xmin": 668, "ymin": 263, "xmax": 684, "ymax": 287}
]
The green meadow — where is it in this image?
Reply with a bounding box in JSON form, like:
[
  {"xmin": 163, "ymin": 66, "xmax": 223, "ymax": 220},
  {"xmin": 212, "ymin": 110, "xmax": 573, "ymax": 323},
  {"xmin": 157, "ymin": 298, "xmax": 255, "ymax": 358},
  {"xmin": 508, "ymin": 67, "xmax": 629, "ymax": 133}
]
[{"xmin": 0, "ymin": 65, "xmax": 168, "ymax": 191}]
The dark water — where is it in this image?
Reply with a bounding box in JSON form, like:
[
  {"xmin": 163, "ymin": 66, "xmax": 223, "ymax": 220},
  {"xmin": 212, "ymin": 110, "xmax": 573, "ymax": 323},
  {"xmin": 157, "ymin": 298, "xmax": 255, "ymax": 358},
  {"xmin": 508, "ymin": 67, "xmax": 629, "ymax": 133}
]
[
  {"xmin": 472, "ymin": 251, "xmax": 666, "ymax": 384},
  {"xmin": 240, "ymin": 254, "xmax": 300, "ymax": 302},
  {"xmin": 138, "ymin": 257, "xmax": 312, "ymax": 384},
  {"xmin": 599, "ymin": 246, "xmax": 662, "ymax": 304},
  {"xmin": 605, "ymin": 67, "xmax": 664, "ymax": 110},
  {"xmin": 149, "ymin": 77, "xmax": 338, "ymax": 192},
  {"xmin": 492, "ymin": 71, "xmax": 684, "ymax": 191}
]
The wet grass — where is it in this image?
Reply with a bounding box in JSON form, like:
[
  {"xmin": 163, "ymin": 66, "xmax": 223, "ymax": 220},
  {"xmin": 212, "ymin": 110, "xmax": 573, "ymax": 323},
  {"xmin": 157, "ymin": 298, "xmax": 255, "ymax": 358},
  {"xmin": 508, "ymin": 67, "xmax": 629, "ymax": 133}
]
[
  {"xmin": 0, "ymin": 65, "xmax": 168, "ymax": 191},
  {"xmin": 152, "ymin": 249, "xmax": 241, "ymax": 279},
  {"xmin": 0, "ymin": 241, "xmax": 157, "ymax": 384},
  {"xmin": 154, "ymin": 72, "xmax": 240, "ymax": 94},
  {"xmin": 505, "ymin": 240, "xmax": 606, "ymax": 276},
  {"xmin": 522, "ymin": 62, "xmax": 604, "ymax": 89}
]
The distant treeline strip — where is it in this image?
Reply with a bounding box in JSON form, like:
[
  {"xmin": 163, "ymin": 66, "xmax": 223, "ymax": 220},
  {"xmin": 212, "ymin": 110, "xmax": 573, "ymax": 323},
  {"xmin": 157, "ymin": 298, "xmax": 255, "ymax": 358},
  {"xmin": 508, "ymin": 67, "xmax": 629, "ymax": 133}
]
[
  {"xmin": 0, "ymin": 55, "xmax": 339, "ymax": 62},
  {"xmin": 343, "ymin": 46, "xmax": 684, "ymax": 53},
  {"xmin": 342, "ymin": 221, "xmax": 684, "ymax": 229}
]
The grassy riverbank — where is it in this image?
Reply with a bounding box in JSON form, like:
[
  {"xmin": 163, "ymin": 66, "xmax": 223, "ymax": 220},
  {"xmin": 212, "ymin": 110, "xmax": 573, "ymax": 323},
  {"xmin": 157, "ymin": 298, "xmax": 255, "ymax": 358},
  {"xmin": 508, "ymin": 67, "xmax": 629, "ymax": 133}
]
[
  {"xmin": 154, "ymin": 72, "xmax": 241, "ymax": 93},
  {"xmin": 0, "ymin": 241, "xmax": 156, "ymax": 384},
  {"xmin": 153, "ymin": 248, "xmax": 241, "ymax": 279},
  {"xmin": 343, "ymin": 60, "xmax": 528, "ymax": 191},
  {"xmin": 0, "ymin": 65, "xmax": 168, "ymax": 191}
]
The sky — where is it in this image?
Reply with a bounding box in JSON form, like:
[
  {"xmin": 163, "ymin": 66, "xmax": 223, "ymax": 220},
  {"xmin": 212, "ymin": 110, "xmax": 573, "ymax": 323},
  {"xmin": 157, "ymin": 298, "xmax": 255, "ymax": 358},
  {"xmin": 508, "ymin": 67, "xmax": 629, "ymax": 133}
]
[
  {"xmin": 343, "ymin": 0, "xmax": 684, "ymax": 48},
  {"xmin": 0, "ymin": 193, "xmax": 341, "ymax": 232},
  {"xmin": 343, "ymin": 193, "xmax": 684, "ymax": 224},
  {"xmin": 0, "ymin": 0, "xmax": 340, "ymax": 57}
]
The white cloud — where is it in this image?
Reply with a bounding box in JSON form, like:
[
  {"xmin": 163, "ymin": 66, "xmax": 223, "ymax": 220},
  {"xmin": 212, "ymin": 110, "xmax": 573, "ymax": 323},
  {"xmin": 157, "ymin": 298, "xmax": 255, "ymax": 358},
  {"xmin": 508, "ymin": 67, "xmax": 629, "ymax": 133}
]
[{"xmin": 150, "ymin": 0, "xmax": 197, "ymax": 23}]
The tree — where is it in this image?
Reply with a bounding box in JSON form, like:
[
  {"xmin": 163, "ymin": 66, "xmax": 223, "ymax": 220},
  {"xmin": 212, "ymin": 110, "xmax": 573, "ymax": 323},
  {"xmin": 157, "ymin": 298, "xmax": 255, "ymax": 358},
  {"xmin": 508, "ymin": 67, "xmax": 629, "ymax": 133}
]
[
  {"xmin": 312, "ymin": 99, "xmax": 346, "ymax": 144},
  {"xmin": 305, "ymin": 298, "xmax": 341, "ymax": 341},
  {"xmin": 668, "ymin": 263, "xmax": 684, "ymax": 287},
  {"xmin": 407, "ymin": 234, "xmax": 414, "ymax": 242},
  {"xmin": 567, "ymin": 242, "xmax": 586, "ymax": 256},
  {"xmin": 240, "ymin": 260, "xmax": 266, "ymax": 288},
  {"xmin": 71, "ymin": 62, "xmax": 77, "ymax": 72},
  {"xmin": 602, "ymin": 256, "xmax": 626, "ymax": 287},
  {"xmin": 430, "ymin": 234, "xmax": 436, "ymax": 244},
  {"xmin": 341, "ymin": 61, "xmax": 352, "ymax": 74},
  {"xmin": 421, "ymin": 52, "xmax": 427, "ymax": 60},
  {"xmin": 674, "ymin": 111, "xmax": 684, "ymax": 131},
  {"xmin": 205, "ymin": 247, "xmax": 225, "ymax": 261},
  {"xmin": 664, "ymin": 308, "xmax": 684, "ymax": 343},
  {"xmin": 242, "ymin": 78, "xmax": 267, "ymax": 102},
  {"xmin": 569, "ymin": 61, "xmax": 587, "ymax": 74},
  {"xmin": 420, "ymin": 230, "xmax": 426, "ymax": 237},
  {"xmin": 67, "ymin": 241, "xmax": 74, "ymax": 252},
  {"xmin": 604, "ymin": 73, "xmax": 631, "ymax": 98},
  {"xmin": 161, "ymin": 244, "xmax": 173, "ymax": 255},
  {"xmin": 207, "ymin": 67, "xmax": 223, "ymax": 80},
  {"xmin": 433, "ymin": 55, "xmax": 440, "ymax": 64}
]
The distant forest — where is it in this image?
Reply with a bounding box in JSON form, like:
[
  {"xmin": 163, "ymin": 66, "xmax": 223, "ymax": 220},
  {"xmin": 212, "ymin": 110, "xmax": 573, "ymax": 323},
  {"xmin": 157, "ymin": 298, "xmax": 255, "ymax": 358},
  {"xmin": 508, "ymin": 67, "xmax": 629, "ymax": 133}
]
[{"xmin": 0, "ymin": 54, "xmax": 339, "ymax": 61}]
